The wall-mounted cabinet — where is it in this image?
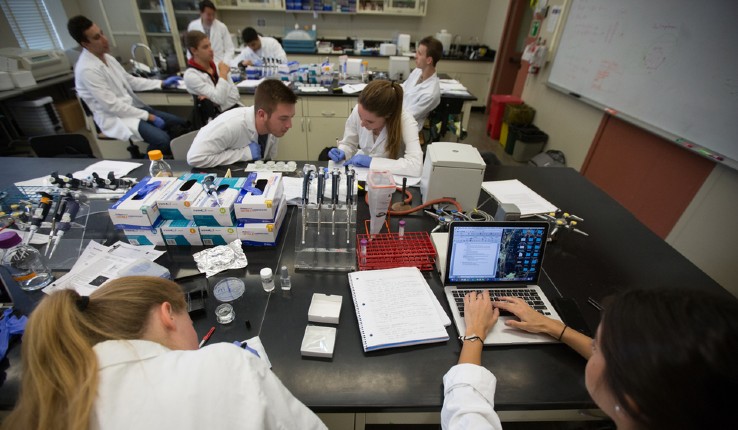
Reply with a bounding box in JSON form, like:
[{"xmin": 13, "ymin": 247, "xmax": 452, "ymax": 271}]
[
  {"xmin": 214, "ymin": 0, "xmax": 284, "ymax": 10},
  {"xmin": 357, "ymin": 0, "xmax": 425, "ymax": 16},
  {"xmin": 133, "ymin": 0, "xmax": 186, "ymax": 73}
]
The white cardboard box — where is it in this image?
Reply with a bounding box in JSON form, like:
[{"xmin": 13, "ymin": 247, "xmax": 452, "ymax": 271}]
[
  {"xmin": 234, "ymin": 172, "xmax": 284, "ymax": 222},
  {"xmin": 237, "ymin": 194, "xmax": 286, "ymax": 246},
  {"xmin": 308, "ymin": 293, "xmax": 343, "ymax": 324},
  {"xmin": 156, "ymin": 174, "xmax": 207, "ymax": 220},
  {"xmin": 109, "ymin": 177, "xmax": 175, "ymax": 228},
  {"xmin": 160, "ymin": 219, "xmax": 203, "ymax": 246},
  {"xmin": 198, "ymin": 226, "xmax": 240, "ymax": 246},
  {"xmin": 122, "ymin": 223, "xmax": 165, "ymax": 246},
  {"xmin": 300, "ymin": 325, "xmax": 336, "ymax": 358},
  {"xmin": 191, "ymin": 177, "xmax": 245, "ymax": 227}
]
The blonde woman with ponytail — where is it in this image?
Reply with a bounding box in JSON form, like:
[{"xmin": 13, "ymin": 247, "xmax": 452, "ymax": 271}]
[
  {"xmin": 3, "ymin": 276, "xmax": 326, "ymax": 430},
  {"xmin": 329, "ymin": 80, "xmax": 423, "ymax": 177}
]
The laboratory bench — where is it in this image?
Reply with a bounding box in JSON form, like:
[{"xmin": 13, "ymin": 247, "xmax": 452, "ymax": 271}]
[{"xmin": 0, "ymin": 157, "xmax": 728, "ymax": 428}]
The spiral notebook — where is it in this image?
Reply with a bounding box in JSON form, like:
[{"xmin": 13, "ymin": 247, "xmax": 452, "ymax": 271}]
[{"xmin": 348, "ymin": 267, "xmax": 449, "ymax": 352}]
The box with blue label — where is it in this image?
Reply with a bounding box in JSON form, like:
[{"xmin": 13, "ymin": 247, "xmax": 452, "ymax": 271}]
[
  {"xmin": 121, "ymin": 221, "xmax": 165, "ymax": 246},
  {"xmin": 160, "ymin": 219, "xmax": 203, "ymax": 246},
  {"xmin": 198, "ymin": 226, "xmax": 240, "ymax": 246},
  {"xmin": 237, "ymin": 194, "xmax": 286, "ymax": 246},
  {"xmin": 191, "ymin": 177, "xmax": 245, "ymax": 227},
  {"xmin": 109, "ymin": 177, "xmax": 175, "ymax": 228},
  {"xmin": 234, "ymin": 172, "xmax": 284, "ymax": 222},
  {"xmin": 157, "ymin": 173, "xmax": 208, "ymax": 220}
]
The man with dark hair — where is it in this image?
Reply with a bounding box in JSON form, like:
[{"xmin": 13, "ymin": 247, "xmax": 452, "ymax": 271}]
[
  {"xmin": 402, "ymin": 36, "xmax": 443, "ymax": 132},
  {"xmin": 68, "ymin": 15, "xmax": 185, "ymax": 153},
  {"xmin": 187, "ymin": 80, "xmax": 298, "ymax": 168},
  {"xmin": 229, "ymin": 27, "xmax": 287, "ymax": 68},
  {"xmin": 187, "ymin": 0, "xmax": 234, "ymax": 64}
]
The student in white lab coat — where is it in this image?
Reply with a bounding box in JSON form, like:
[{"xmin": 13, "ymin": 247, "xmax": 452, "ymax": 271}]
[
  {"xmin": 183, "ymin": 30, "xmax": 241, "ymax": 116},
  {"xmin": 187, "ymin": 1, "xmax": 235, "ymax": 64},
  {"xmin": 329, "ymin": 80, "xmax": 423, "ymax": 177},
  {"xmin": 2, "ymin": 276, "xmax": 328, "ymax": 430},
  {"xmin": 68, "ymin": 15, "xmax": 186, "ymax": 153},
  {"xmin": 187, "ymin": 79, "xmax": 297, "ymax": 168},
  {"xmin": 230, "ymin": 27, "xmax": 288, "ymax": 68},
  {"xmin": 402, "ymin": 36, "xmax": 442, "ymax": 132}
]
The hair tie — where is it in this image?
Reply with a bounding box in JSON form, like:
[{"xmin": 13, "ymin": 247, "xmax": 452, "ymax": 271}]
[{"xmin": 76, "ymin": 296, "xmax": 90, "ymax": 312}]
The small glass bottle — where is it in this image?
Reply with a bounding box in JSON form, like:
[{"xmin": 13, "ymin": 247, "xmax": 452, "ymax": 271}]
[
  {"xmin": 260, "ymin": 267, "xmax": 275, "ymax": 292},
  {"xmin": 148, "ymin": 150, "xmax": 173, "ymax": 177},
  {"xmin": 0, "ymin": 231, "xmax": 54, "ymax": 291},
  {"xmin": 360, "ymin": 238, "xmax": 368, "ymax": 265},
  {"xmin": 398, "ymin": 220, "xmax": 405, "ymax": 239},
  {"xmin": 280, "ymin": 265, "xmax": 292, "ymax": 291}
]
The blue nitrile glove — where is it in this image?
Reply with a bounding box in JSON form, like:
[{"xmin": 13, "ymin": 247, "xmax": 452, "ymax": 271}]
[
  {"xmin": 248, "ymin": 142, "xmax": 262, "ymax": 161},
  {"xmin": 232, "ymin": 340, "xmax": 261, "ymax": 358},
  {"xmin": 162, "ymin": 76, "xmax": 182, "ymax": 89},
  {"xmin": 151, "ymin": 115, "xmax": 166, "ymax": 129},
  {"xmin": 328, "ymin": 148, "xmax": 345, "ymax": 162},
  {"xmin": 0, "ymin": 308, "xmax": 28, "ymax": 360},
  {"xmin": 345, "ymin": 154, "xmax": 372, "ymax": 167}
]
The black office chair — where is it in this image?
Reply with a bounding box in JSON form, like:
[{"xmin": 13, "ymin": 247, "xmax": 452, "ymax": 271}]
[
  {"xmin": 29, "ymin": 133, "xmax": 94, "ymax": 158},
  {"xmin": 190, "ymin": 95, "xmax": 221, "ymax": 129}
]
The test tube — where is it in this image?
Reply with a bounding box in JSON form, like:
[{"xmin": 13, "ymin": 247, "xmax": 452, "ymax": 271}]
[
  {"xmin": 360, "ymin": 238, "xmax": 368, "ymax": 265},
  {"xmin": 398, "ymin": 220, "xmax": 405, "ymax": 239}
]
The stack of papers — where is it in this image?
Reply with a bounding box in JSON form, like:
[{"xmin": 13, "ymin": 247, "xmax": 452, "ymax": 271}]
[
  {"xmin": 439, "ymin": 79, "xmax": 469, "ymax": 95},
  {"xmin": 341, "ymin": 83, "xmax": 367, "ymax": 94},
  {"xmin": 481, "ymin": 179, "xmax": 558, "ymax": 216}
]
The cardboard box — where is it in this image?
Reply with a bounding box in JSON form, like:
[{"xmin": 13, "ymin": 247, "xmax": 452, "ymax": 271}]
[
  {"xmin": 300, "ymin": 325, "xmax": 336, "ymax": 358},
  {"xmin": 109, "ymin": 177, "xmax": 174, "ymax": 228},
  {"xmin": 198, "ymin": 226, "xmax": 239, "ymax": 246},
  {"xmin": 308, "ymin": 293, "xmax": 343, "ymax": 324},
  {"xmin": 54, "ymin": 99, "xmax": 85, "ymax": 132},
  {"xmin": 191, "ymin": 177, "xmax": 245, "ymax": 227},
  {"xmin": 234, "ymin": 172, "xmax": 284, "ymax": 222},
  {"xmin": 237, "ymin": 194, "xmax": 286, "ymax": 246},
  {"xmin": 156, "ymin": 173, "xmax": 207, "ymax": 220},
  {"xmin": 121, "ymin": 222, "xmax": 165, "ymax": 246},
  {"xmin": 160, "ymin": 220, "xmax": 203, "ymax": 246}
]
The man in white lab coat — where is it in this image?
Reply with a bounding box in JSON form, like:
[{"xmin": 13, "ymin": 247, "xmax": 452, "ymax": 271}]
[
  {"xmin": 402, "ymin": 36, "xmax": 442, "ymax": 132},
  {"xmin": 187, "ymin": 0, "xmax": 235, "ymax": 64},
  {"xmin": 68, "ymin": 15, "xmax": 186, "ymax": 154},
  {"xmin": 187, "ymin": 80, "xmax": 298, "ymax": 168},
  {"xmin": 230, "ymin": 27, "xmax": 288, "ymax": 68}
]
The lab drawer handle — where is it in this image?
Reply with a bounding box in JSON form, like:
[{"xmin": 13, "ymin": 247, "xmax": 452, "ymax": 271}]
[
  {"xmin": 321, "ymin": 111, "xmax": 336, "ymax": 117},
  {"xmin": 307, "ymin": 118, "xmax": 311, "ymax": 132}
]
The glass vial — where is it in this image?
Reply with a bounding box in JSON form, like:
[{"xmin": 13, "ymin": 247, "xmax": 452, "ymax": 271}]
[
  {"xmin": 398, "ymin": 220, "xmax": 405, "ymax": 239},
  {"xmin": 280, "ymin": 265, "xmax": 292, "ymax": 291},
  {"xmin": 148, "ymin": 150, "xmax": 173, "ymax": 177},
  {"xmin": 260, "ymin": 267, "xmax": 275, "ymax": 292},
  {"xmin": 0, "ymin": 231, "xmax": 54, "ymax": 291},
  {"xmin": 360, "ymin": 238, "xmax": 368, "ymax": 265}
]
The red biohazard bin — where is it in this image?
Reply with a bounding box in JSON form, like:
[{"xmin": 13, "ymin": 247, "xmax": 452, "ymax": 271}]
[{"xmin": 486, "ymin": 95, "xmax": 523, "ymax": 139}]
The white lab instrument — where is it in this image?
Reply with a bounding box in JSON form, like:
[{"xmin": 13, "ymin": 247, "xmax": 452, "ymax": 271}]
[
  {"xmin": 388, "ymin": 56, "xmax": 410, "ymax": 81},
  {"xmin": 0, "ymin": 48, "xmax": 71, "ymax": 81},
  {"xmin": 420, "ymin": 142, "xmax": 486, "ymax": 211},
  {"xmin": 379, "ymin": 43, "xmax": 397, "ymax": 56},
  {"xmin": 397, "ymin": 34, "xmax": 411, "ymax": 54},
  {"xmin": 435, "ymin": 30, "xmax": 453, "ymax": 55}
]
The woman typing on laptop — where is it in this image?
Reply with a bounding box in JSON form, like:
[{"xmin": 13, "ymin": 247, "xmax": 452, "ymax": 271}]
[{"xmin": 441, "ymin": 288, "xmax": 738, "ymax": 429}]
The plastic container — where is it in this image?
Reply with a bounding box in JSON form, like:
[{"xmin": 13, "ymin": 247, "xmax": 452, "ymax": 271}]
[
  {"xmin": 148, "ymin": 150, "xmax": 173, "ymax": 177},
  {"xmin": 260, "ymin": 267, "xmax": 275, "ymax": 292},
  {"xmin": 0, "ymin": 231, "xmax": 54, "ymax": 291},
  {"xmin": 435, "ymin": 29, "xmax": 452, "ymax": 55}
]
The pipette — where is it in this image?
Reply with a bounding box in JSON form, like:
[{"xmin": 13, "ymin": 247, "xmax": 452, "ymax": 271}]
[
  {"xmin": 44, "ymin": 192, "xmax": 69, "ymax": 254},
  {"xmin": 331, "ymin": 168, "xmax": 339, "ymax": 236},
  {"xmin": 24, "ymin": 191, "xmax": 53, "ymax": 245},
  {"xmin": 47, "ymin": 197, "xmax": 80, "ymax": 258},
  {"xmin": 202, "ymin": 175, "xmax": 220, "ymax": 207}
]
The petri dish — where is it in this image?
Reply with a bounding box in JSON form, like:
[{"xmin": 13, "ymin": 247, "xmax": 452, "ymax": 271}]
[{"xmin": 213, "ymin": 277, "xmax": 245, "ymax": 302}]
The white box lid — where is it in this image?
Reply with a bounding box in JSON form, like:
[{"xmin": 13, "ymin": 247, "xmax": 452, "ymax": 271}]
[{"xmin": 428, "ymin": 142, "xmax": 486, "ymax": 169}]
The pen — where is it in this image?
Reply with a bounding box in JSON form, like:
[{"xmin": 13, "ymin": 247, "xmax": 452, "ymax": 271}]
[
  {"xmin": 239, "ymin": 341, "xmax": 261, "ymax": 358},
  {"xmin": 199, "ymin": 326, "xmax": 215, "ymax": 348}
]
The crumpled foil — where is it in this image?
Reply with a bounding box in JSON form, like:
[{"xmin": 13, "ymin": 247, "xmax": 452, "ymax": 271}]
[{"xmin": 193, "ymin": 240, "xmax": 248, "ymax": 277}]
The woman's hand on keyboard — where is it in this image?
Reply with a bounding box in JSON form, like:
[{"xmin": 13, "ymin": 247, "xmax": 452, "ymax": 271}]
[
  {"xmin": 463, "ymin": 290, "xmax": 499, "ymax": 339},
  {"xmin": 494, "ymin": 296, "xmax": 564, "ymax": 339}
]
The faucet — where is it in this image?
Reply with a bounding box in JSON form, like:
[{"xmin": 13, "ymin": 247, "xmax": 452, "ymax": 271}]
[{"xmin": 130, "ymin": 43, "xmax": 159, "ymax": 75}]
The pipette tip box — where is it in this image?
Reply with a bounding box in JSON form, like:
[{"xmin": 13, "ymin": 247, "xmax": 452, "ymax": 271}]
[
  {"xmin": 300, "ymin": 325, "xmax": 336, "ymax": 358},
  {"xmin": 308, "ymin": 293, "xmax": 342, "ymax": 324}
]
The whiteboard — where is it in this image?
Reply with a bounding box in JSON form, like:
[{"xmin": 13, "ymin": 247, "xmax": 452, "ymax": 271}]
[{"xmin": 548, "ymin": 0, "xmax": 738, "ymax": 169}]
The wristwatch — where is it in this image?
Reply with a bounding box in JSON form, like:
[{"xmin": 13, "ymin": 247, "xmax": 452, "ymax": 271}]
[{"xmin": 459, "ymin": 334, "xmax": 482, "ymax": 342}]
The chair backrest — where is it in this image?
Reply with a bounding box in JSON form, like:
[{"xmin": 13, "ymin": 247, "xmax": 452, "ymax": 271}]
[
  {"xmin": 29, "ymin": 134, "xmax": 94, "ymax": 158},
  {"xmin": 170, "ymin": 129, "xmax": 199, "ymax": 161}
]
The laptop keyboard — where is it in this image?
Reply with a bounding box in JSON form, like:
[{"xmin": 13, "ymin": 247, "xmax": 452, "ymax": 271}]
[{"xmin": 452, "ymin": 289, "xmax": 552, "ymax": 317}]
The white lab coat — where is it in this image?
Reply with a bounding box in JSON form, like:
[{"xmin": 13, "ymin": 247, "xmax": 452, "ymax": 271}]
[
  {"xmin": 92, "ymin": 340, "xmax": 326, "ymax": 430},
  {"xmin": 187, "ymin": 106, "xmax": 278, "ymax": 168},
  {"xmin": 229, "ymin": 36, "xmax": 287, "ymax": 67},
  {"xmin": 187, "ymin": 18, "xmax": 235, "ymax": 64},
  {"xmin": 402, "ymin": 68, "xmax": 441, "ymax": 132},
  {"xmin": 74, "ymin": 49, "xmax": 162, "ymax": 141},
  {"xmin": 441, "ymin": 363, "xmax": 503, "ymax": 430},
  {"xmin": 337, "ymin": 105, "xmax": 423, "ymax": 177},
  {"xmin": 183, "ymin": 64, "xmax": 241, "ymax": 112}
]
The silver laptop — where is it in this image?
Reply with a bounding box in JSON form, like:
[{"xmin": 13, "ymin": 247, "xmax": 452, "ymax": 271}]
[{"xmin": 442, "ymin": 221, "xmax": 563, "ymax": 345}]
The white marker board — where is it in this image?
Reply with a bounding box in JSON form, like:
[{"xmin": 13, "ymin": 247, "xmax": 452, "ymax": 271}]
[{"xmin": 547, "ymin": 0, "xmax": 738, "ymax": 169}]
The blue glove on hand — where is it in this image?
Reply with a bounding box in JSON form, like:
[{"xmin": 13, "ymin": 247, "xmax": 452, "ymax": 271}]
[
  {"xmin": 162, "ymin": 76, "xmax": 181, "ymax": 89},
  {"xmin": 232, "ymin": 340, "xmax": 261, "ymax": 358},
  {"xmin": 0, "ymin": 308, "xmax": 28, "ymax": 360},
  {"xmin": 328, "ymin": 148, "xmax": 345, "ymax": 162},
  {"xmin": 248, "ymin": 142, "xmax": 262, "ymax": 161},
  {"xmin": 345, "ymin": 154, "xmax": 372, "ymax": 167},
  {"xmin": 151, "ymin": 115, "xmax": 166, "ymax": 129}
]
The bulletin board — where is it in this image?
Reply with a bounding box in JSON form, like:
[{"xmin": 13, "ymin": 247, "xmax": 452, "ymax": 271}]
[{"xmin": 547, "ymin": 0, "xmax": 738, "ymax": 170}]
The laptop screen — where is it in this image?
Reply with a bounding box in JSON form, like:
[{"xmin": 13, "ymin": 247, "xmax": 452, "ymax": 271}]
[{"xmin": 446, "ymin": 222, "xmax": 549, "ymax": 285}]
